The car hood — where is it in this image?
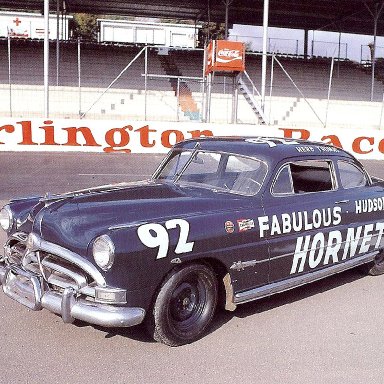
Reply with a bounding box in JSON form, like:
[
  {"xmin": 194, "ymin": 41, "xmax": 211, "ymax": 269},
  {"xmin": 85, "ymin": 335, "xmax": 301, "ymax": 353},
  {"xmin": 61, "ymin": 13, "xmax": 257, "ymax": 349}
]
[{"xmin": 31, "ymin": 180, "xmax": 256, "ymax": 256}]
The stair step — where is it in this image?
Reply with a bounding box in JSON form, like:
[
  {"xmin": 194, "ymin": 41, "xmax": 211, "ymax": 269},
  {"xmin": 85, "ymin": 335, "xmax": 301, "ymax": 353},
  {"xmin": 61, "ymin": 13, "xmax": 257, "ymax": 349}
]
[{"xmin": 238, "ymin": 75, "xmax": 266, "ymax": 124}]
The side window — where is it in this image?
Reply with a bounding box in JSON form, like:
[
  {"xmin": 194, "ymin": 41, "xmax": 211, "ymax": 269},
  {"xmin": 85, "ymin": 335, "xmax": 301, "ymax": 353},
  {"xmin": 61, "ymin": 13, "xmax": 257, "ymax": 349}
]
[
  {"xmin": 290, "ymin": 160, "xmax": 334, "ymax": 193},
  {"xmin": 226, "ymin": 155, "xmax": 259, "ymax": 172},
  {"xmin": 272, "ymin": 165, "xmax": 294, "ymax": 195},
  {"xmin": 338, "ymin": 161, "xmax": 368, "ymax": 188},
  {"xmin": 272, "ymin": 160, "xmax": 335, "ymax": 195},
  {"xmin": 224, "ymin": 155, "xmax": 268, "ymax": 195}
]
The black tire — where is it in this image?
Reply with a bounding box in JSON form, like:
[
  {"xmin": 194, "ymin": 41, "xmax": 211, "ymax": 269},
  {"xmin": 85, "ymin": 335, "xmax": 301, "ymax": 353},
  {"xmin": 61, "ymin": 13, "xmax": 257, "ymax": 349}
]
[
  {"xmin": 361, "ymin": 251, "xmax": 384, "ymax": 275},
  {"xmin": 149, "ymin": 263, "xmax": 218, "ymax": 346}
]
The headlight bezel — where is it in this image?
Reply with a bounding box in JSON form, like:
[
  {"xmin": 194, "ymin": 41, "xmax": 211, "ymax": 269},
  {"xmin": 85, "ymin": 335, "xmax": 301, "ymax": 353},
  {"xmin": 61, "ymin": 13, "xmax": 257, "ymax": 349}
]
[
  {"xmin": 92, "ymin": 234, "xmax": 115, "ymax": 271},
  {"xmin": 0, "ymin": 205, "xmax": 13, "ymax": 232}
]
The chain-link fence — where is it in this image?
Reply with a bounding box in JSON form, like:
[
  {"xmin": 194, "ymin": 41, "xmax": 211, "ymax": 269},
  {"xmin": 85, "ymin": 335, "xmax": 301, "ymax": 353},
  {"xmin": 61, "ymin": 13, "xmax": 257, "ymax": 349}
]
[
  {"xmin": 0, "ymin": 38, "xmax": 268, "ymax": 123},
  {"xmin": 0, "ymin": 39, "xmax": 203, "ymax": 121}
]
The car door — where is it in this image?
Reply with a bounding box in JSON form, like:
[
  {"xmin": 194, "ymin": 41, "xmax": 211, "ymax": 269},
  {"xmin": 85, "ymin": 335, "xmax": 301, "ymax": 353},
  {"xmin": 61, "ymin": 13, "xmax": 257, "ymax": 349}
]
[
  {"xmin": 334, "ymin": 159, "xmax": 384, "ymax": 258},
  {"xmin": 261, "ymin": 157, "xmax": 351, "ymax": 283},
  {"xmin": 218, "ymin": 153, "xmax": 271, "ymax": 294}
]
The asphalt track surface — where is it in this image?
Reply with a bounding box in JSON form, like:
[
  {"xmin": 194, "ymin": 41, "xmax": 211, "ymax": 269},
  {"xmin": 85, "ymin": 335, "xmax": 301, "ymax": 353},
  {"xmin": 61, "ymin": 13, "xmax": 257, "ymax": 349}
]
[{"xmin": 1, "ymin": 152, "xmax": 384, "ymax": 384}]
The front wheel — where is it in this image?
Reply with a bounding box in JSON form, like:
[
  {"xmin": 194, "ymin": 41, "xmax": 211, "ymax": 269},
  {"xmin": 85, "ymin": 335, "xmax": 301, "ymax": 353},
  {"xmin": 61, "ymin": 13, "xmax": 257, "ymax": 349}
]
[{"xmin": 149, "ymin": 263, "xmax": 218, "ymax": 346}]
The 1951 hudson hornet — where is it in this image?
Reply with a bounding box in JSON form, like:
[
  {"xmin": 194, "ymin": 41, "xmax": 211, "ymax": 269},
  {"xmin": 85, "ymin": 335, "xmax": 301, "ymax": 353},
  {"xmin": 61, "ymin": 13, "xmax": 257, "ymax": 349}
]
[{"xmin": 1, "ymin": 137, "xmax": 384, "ymax": 346}]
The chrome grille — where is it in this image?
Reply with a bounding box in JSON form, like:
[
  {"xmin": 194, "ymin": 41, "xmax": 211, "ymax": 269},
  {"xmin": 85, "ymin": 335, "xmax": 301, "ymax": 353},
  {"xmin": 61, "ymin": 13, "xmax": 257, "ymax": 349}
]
[
  {"xmin": 4, "ymin": 232, "xmax": 95, "ymax": 295},
  {"xmin": 8, "ymin": 243, "xmax": 26, "ymax": 264}
]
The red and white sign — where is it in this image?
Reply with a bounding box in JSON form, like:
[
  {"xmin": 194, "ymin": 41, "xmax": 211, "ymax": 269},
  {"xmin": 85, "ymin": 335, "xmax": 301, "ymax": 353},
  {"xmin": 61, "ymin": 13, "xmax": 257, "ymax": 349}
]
[
  {"xmin": 0, "ymin": 118, "xmax": 384, "ymax": 159},
  {"xmin": 205, "ymin": 40, "xmax": 245, "ymax": 74},
  {"xmin": 0, "ymin": 11, "xmax": 71, "ymax": 39}
]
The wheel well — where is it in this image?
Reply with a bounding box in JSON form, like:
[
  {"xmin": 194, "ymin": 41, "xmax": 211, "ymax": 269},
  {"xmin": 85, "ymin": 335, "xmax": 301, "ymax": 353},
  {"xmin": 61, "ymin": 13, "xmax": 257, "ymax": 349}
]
[
  {"xmin": 147, "ymin": 258, "xmax": 230, "ymax": 320},
  {"xmin": 201, "ymin": 257, "xmax": 228, "ymax": 281},
  {"xmin": 195, "ymin": 257, "xmax": 231, "ymax": 311}
]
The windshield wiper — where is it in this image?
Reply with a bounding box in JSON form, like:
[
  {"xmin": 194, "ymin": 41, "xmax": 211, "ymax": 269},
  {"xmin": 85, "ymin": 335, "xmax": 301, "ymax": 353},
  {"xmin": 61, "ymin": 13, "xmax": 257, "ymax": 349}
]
[{"xmin": 173, "ymin": 142, "xmax": 201, "ymax": 183}]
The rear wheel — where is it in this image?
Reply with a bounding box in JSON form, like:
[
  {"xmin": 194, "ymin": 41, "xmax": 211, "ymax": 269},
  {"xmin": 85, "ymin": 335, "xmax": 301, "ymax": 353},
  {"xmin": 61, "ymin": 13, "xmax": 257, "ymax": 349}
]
[
  {"xmin": 361, "ymin": 251, "xmax": 384, "ymax": 275},
  {"xmin": 149, "ymin": 263, "xmax": 218, "ymax": 346}
]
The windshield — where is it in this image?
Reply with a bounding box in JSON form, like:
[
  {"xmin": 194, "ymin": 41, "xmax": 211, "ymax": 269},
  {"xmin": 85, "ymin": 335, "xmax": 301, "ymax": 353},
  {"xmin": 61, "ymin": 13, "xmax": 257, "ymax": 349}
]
[{"xmin": 154, "ymin": 149, "xmax": 268, "ymax": 196}]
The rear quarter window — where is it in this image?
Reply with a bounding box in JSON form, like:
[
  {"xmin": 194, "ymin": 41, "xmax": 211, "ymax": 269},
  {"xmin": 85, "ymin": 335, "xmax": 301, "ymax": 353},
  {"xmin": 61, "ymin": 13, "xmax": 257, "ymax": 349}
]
[{"xmin": 338, "ymin": 161, "xmax": 369, "ymax": 188}]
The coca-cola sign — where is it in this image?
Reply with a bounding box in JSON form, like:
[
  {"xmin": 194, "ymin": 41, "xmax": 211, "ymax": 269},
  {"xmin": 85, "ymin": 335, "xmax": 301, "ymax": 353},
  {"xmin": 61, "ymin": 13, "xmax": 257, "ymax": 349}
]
[
  {"xmin": 205, "ymin": 40, "xmax": 245, "ymax": 73},
  {"xmin": 216, "ymin": 48, "xmax": 242, "ymax": 63}
]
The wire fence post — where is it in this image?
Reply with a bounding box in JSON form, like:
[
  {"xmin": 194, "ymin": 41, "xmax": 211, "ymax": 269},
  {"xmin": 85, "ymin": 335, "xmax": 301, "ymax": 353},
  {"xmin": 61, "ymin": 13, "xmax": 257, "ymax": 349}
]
[
  {"xmin": 176, "ymin": 77, "xmax": 180, "ymax": 121},
  {"xmin": 77, "ymin": 37, "xmax": 82, "ymax": 118},
  {"xmin": 56, "ymin": 0, "xmax": 60, "ymax": 86},
  {"xmin": 261, "ymin": 0, "xmax": 269, "ymax": 111},
  {"xmin": 232, "ymin": 74, "xmax": 238, "ymax": 124},
  {"xmin": 144, "ymin": 45, "xmax": 148, "ymax": 121},
  {"xmin": 325, "ymin": 56, "xmax": 335, "ymax": 128},
  {"xmin": 7, "ymin": 32, "xmax": 12, "ymax": 117},
  {"xmin": 43, "ymin": 0, "xmax": 49, "ymax": 118},
  {"xmin": 268, "ymin": 54, "xmax": 275, "ymax": 125},
  {"xmin": 379, "ymin": 92, "xmax": 384, "ymax": 129}
]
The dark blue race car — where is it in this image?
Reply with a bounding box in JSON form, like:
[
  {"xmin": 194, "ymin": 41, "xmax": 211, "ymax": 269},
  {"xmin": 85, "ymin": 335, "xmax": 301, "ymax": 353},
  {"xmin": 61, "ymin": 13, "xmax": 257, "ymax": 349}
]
[{"xmin": 1, "ymin": 136, "xmax": 383, "ymax": 346}]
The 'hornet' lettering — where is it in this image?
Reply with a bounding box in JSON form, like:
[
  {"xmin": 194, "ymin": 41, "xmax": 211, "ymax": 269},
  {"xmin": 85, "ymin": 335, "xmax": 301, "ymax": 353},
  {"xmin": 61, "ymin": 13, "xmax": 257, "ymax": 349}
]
[{"xmin": 290, "ymin": 223, "xmax": 384, "ymax": 274}]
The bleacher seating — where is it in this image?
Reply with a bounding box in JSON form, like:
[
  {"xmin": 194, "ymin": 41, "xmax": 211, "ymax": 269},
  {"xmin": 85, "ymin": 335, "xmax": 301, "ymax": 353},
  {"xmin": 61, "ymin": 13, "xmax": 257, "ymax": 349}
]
[{"xmin": 1, "ymin": 38, "xmax": 384, "ymax": 128}]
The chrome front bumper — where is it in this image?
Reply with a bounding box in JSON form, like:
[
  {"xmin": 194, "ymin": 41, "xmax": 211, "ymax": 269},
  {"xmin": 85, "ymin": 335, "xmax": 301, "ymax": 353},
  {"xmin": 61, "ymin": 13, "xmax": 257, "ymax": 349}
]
[{"xmin": 0, "ymin": 263, "xmax": 145, "ymax": 328}]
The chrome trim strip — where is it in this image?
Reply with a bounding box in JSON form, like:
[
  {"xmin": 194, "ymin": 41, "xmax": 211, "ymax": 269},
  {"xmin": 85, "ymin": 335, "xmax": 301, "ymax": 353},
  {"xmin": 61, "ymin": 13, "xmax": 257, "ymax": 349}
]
[
  {"xmin": 234, "ymin": 251, "xmax": 378, "ymax": 304},
  {"xmin": 7, "ymin": 232, "xmax": 28, "ymax": 243},
  {"xmin": 79, "ymin": 285, "xmax": 96, "ymax": 296},
  {"xmin": 230, "ymin": 259, "xmax": 259, "ymax": 271},
  {"xmin": 0, "ymin": 263, "xmax": 6, "ymax": 285},
  {"xmin": 109, "ymin": 221, "xmax": 149, "ymax": 230},
  {"xmin": 42, "ymin": 258, "xmax": 88, "ymax": 288}
]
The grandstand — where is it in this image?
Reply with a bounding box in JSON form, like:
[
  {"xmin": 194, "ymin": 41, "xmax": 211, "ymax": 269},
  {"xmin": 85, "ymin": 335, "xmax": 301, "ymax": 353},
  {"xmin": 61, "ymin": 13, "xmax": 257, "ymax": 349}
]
[{"xmin": 1, "ymin": 38, "xmax": 384, "ymax": 128}]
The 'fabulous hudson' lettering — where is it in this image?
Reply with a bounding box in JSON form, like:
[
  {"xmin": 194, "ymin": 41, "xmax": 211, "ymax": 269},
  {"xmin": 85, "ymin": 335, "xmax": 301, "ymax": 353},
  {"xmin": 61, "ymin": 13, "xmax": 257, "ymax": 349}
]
[
  {"xmin": 258, "ymin": 207, "xmax": 342, "ymax": 238},
  {"xmin": 355, "ymin": 197, "xmax": 384, "ymax": 214}
]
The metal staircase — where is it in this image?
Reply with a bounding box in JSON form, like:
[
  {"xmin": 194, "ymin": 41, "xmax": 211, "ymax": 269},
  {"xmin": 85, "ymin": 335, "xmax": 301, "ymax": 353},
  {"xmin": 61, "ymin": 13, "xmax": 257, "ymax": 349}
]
[{"xmin": 237, "ymin": 72, "xmax": 266, "ymax": 124}]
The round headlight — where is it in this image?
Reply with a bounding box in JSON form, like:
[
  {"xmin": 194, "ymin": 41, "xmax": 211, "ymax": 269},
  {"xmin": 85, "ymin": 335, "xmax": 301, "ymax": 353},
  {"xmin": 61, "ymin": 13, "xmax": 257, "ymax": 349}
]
[
  {"xmin": 0, "ymin": 205, "xmax": 13, "ymax": 231},
  {"xmin": 93, "ymin": 235, "xmax": 115, "ymax": 271}
]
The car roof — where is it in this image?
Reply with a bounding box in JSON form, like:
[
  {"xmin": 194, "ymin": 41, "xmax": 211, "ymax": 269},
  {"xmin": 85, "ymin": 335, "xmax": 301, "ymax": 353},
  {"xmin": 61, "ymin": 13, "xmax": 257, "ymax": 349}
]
[{"xmin": 173, "ymin": 136, "xmax": 354, "ymax": 163}]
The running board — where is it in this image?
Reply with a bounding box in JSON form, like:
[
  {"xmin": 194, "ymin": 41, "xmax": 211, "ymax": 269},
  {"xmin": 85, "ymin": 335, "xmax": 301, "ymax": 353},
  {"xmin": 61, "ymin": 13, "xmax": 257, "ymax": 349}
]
[{"xmin": 234, "ymin": 251, "xmax": 378, "ymax": 305}]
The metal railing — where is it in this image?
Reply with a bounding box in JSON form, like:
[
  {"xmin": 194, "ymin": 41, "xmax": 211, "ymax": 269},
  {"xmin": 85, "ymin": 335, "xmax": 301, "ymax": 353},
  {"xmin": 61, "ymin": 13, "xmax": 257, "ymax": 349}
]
[
  {"xmin": 360, "ymin": 44, "xmax": 384, "ymax": 63},
  {"xmin": 230, "ymin": 34, "xmax": 302, "ymax": 56},
  {"xmin": 310, "ymin": 40, "xmax": 348, "ymax": 60}
]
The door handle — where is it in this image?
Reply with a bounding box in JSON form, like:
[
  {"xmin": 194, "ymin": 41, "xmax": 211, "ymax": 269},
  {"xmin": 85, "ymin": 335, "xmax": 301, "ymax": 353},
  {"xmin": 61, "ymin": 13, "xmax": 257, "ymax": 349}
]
[{"xmin": 335, "ymin": 199, "xmax": 349, "ymax": 204}]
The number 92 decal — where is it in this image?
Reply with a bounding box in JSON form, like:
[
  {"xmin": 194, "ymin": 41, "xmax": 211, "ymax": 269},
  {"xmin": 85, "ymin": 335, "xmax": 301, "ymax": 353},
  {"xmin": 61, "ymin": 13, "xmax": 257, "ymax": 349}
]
[{"xmin": 137, "ymin": 219, "xmax": 194, "ymax": 260}]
